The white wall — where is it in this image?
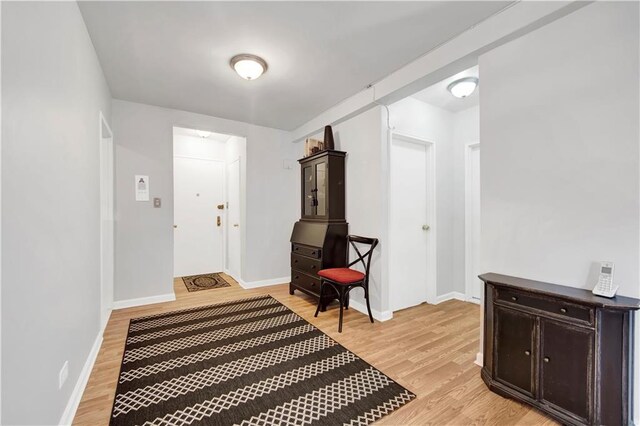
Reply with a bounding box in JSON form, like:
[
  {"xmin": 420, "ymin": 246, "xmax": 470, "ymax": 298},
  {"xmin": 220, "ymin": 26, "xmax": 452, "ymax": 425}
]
[
  {"xmin": 173, "ymin": 133, "xmax": 227, "ymax": 161},
  {"xmin": 388, "ymin": 97, "xmax": 456, "ymax": 298},
  {"xmin": 309, "ymin": 107, "xmax": 387, "ymax": 314},
  {"xmin": 479, "ymin": 1, "xmax": 639, "ymax": 419},
  {"xmin": 112, "ymin": 100, "xmax": 298, "ymax": 303},
  {"xmin": 1, "ymin": 2, "xmax": 111, "ymax": 424}
]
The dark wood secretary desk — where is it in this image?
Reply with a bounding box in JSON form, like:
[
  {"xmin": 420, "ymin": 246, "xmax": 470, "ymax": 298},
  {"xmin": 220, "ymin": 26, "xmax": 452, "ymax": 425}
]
[
  {"xmin": 480, "ymin": 273, "xmax": 640, "ymax": 425},
  {"xmin": 289, "ymin": 150, "xmax": 348, "ymax": 310}
]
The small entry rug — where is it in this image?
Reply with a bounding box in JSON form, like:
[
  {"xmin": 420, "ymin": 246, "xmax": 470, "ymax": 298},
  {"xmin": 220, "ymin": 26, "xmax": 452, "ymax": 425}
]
[
  {"xmin": 110, "ymin": 295, "xmax": 415, "ymax": 426},
  {"xmin": 182, "ymin": 272, "xmax": 231, "ymax": 292}
]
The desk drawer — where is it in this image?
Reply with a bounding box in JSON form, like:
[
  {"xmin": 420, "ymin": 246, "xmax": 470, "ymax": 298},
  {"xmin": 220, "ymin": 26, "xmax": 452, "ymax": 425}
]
[
  {"xmin": 292, "ymin": 244, "xmax": 321, "ymax": 259},
  {"xmin": 291, "ymin": 270, "xmax": 321, "ymax": 294},
  {"xmin": 496, "ymin": 288, "xmax": 594, "ymax": 325},
  {"xmin": 291, "ymin": 253, "xmax": 322, "ymax": 274}
]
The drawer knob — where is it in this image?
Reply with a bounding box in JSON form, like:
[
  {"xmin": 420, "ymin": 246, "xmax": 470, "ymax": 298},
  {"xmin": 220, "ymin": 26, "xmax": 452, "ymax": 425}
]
[
  {"xmin": 524, "ymin": 350, "xmax": 531, "ymax": 356},
  {"xmin": 295, "ymin": 276, "xmax": 299, "ymax": 279},
  {"xmin": 560, "ymin": 308, "xmax": 567, "ymax": 313},
  {"xmin": 311, "ymin": 265, "xmax": 316, "ymax": 269},
  {"xmin": 312, "ymin": 251, "xmax": 316, "ymax": 255},
  {"xmin": 511, "ymin": 296, "xmax": 518, "ymax": 301},
  {"xmin": 294, "ymin": 259, "xmax": 298, "ymax": 263},
  {"xmin": 543, "ymin": 357, "xmax": 550, "ymax": 363},
  {"xmin": 295, "ymin": 247, "xmax": 299, "ymax": 251}
]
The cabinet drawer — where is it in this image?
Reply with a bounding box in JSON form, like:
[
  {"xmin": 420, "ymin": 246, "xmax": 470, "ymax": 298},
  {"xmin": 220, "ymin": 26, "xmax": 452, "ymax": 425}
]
[
  {"xmin": 291, "ymin": 270, "xmax": 321, "ymax": 294},
  {"xmin": 292, "ymin": 244, "xmax": 321, "ymax": 259},
  {"xmin": 291, "ymin": 253, "xmax": 322, "ymax": 274},
  {"xmin": 497, "ymin": 288, "xmax": 593, "ymax": 325}
]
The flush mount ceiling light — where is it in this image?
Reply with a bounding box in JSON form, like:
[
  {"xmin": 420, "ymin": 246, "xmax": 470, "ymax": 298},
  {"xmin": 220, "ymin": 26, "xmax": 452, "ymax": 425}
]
[
  {"xmin": 196, "ymin": 130, "xmax": 211, "ymax": 138},
  {"xmin": 447, "ymin": 77, "xmax": 479, "ymax": 98},
  {"xmin": 230, "ymin": 54, "xmax": 268, "ymax": 80}
]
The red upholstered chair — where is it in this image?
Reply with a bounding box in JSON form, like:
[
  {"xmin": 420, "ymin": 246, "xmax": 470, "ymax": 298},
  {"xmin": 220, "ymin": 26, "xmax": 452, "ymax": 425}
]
[{"xmin": 314, "ymin": 235, "xmax": 379, "ymax": 332}]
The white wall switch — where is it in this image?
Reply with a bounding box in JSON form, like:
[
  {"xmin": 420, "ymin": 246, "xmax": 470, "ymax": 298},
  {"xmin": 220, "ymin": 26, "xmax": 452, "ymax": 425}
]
[
  {"xmin": 59, "ymin": 360, "xmax": 69, "ymax": 389},
  {"xmin": 153, "ymin": 197, "xmax": 161, "ymax": 208}
]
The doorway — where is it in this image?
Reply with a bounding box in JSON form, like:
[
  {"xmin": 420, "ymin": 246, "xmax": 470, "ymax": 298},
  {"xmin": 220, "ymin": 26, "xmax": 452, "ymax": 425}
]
[
  {"xmin": 389, "ymin": 133, "xmax": 436, "ymax": 311},
  {"xmin": 465, "ymin": 142, "xmax": 481, "ymax": 302},
  {"xmin": 172, "ymin": 127, "xmax": 245, "ymax": 281},
  {"xmin": 99, "ymin": 112, "xmax": 114, "ymax": 329}
]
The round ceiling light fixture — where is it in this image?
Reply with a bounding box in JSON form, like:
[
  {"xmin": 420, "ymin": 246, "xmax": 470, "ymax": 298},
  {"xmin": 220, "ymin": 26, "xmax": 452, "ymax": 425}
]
[
  {"xmin": 196, "ymin": 130, "xmax": 211, "ymax": 138},
  {"xmin": 447, "ymin": 77, "xmax": 479, "ymax": 98},
  {"xmin": 230, "ymin": 54, "xmax": 268, "ymax": 80}
]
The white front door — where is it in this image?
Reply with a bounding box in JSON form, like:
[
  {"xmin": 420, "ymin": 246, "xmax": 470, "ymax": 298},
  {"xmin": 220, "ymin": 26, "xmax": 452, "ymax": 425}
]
[
  {"xmin": 389, "ymin": 134, "xmax": 435, "ymax": 311},
  {"xmin": 173, "ymin": 157, "xmax": 225, "ymax": 277},
  {"xmin": 226, "ymin": 159, "xmax": 241, "ymax": 280},
  {"xmin": 99, "ymin": 115, "xmax": 114, "ymax": 328},
  {"xmin": 466, "ymin": 143, "xmax": 482, "ymax": 301}
]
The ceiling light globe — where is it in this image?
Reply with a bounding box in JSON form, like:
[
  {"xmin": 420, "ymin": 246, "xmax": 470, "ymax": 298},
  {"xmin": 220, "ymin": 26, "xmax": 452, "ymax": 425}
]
[
  {"xmin": 447, "ymin": 77, "xmax": 478, "ymax": 98},
  {"xmin": 196, "ymin": 130, "xmax": 211, "ymax": 138},
  {"xmin": 230, "ymin": 54, "xmax": 268, "ymax": 80}
]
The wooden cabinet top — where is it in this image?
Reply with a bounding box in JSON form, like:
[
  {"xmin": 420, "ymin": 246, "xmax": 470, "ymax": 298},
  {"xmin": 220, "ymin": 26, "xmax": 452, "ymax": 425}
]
[
  {"xmin": 480, "ymin": 272, "xmax": 640, "ymax": 310},
  {"xmin": 298, "ymin": 149, "xmax": 347, "ymax": 164}
]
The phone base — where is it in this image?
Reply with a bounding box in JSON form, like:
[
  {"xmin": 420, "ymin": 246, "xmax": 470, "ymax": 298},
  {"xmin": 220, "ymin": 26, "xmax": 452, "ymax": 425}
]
[{"xmin": 592, "ymin": 285, "xmax": 619, "ymax": 298}]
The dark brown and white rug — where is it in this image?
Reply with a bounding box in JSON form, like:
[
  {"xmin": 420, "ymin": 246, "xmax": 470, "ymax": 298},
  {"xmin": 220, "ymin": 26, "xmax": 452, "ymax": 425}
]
[
  {"xmin": 110, "ymin": 295, "xmax": 415, "ymax": 426},
  {"xmin": 181, "ymin": 273, "xmax": 231, "ymax": 292}
]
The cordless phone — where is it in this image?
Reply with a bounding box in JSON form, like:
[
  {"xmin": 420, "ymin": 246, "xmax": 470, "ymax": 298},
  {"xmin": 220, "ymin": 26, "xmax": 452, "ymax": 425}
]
[{"xmin": 592, "ymin": 261, "xmax": 618, "ymax": 298}]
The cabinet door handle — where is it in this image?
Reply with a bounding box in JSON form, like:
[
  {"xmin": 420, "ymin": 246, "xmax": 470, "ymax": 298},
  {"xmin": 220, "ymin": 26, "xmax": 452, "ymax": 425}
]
[
  {"xmin": 295, "ymin": 276, "xmax": 299, "ymax": 279},
  {"xmin": 560, "ymin": 308, "xmax": 567, "ymax": 313},
  {"xmin": 543, "ymin": 357, "xmax": 550, "ymax": 363},
  {"xmin": 294, "ymin": 259, "xmax": 298, "ymax": 263},
  {"xmin": 524, "ymin": 350, "xmax": 531, "ymax": 356},
  {"xmin": 511, "ymin": 296, "xmax": 518, "ymax": 301}
]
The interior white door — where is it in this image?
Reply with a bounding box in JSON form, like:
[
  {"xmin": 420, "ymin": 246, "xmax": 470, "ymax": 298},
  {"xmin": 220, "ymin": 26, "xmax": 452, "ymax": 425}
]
[
  {"xmin": 99, "ymin": 130, "xmax": 114, "ymax": 328},
  {"xmin": 174, "ymin": 157, "xmax": 225, "ymax": 277},
  {"xmin": 389, "ymin": 135, "xmax": 433, "ymax": 311},
  {"xmin": 226, "ymin": 159, "xmax": 241, "ymax": 280},
  {"xmin": 466, "ymin": 144, "xmax": 482, "ymax": 301}
]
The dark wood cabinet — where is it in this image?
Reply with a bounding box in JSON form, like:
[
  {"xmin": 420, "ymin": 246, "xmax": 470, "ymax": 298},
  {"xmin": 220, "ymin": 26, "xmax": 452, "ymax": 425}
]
[
  {"xmin": 290, "ymin": 150, "xmax": 348, "ymax": 308},
  {"xmin": 481, "ymin": 273, "xmax": 640, "ymax": 425}
]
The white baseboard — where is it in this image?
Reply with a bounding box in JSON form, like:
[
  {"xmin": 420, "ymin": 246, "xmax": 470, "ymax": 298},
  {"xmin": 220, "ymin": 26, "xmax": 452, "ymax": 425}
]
[
  {"xmin": 433, "ymin": 291, "xmax": 466, "ymax": 305},
  {"xmin": 474, "ymin": 352, "xmax": 483, "ymax": 367},
  {"xmin": 347, "ymin": 298, "xmax": 393, "ymax": 322},
  {"xmin": 113, "ymin": 292, "xmax": 176, "ymax": 310},
  {"xmin": 58, "ymin": 323, "xmax": 105, "ymax": 425},
  {"xmin": 237, "ymin": 276, "xmax": 289, "ymax": 289}
]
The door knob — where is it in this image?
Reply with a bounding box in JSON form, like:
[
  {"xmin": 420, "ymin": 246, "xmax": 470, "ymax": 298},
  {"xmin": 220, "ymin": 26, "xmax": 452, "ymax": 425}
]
[
  {"xmin": 233, "ymin": 224, "xmax": 239, "ymax": 227},
  {"xmin": 422, "ymin": 225, "xmax": 430, "ymax": 231},
  {"xmin": 173, "ymin": 225, "xmax": 178, "ymax": 229}
]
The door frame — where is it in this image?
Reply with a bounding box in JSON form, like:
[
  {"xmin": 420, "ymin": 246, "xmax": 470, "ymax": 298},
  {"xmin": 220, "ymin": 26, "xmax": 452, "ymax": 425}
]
[
  {"xmin": 464, "ymin": 141, "xmax": 481, "ymax": 304},
  {"xmin": 99, "ymin": 111, "xmax": 114, "ymax": 329},
  {"xmin": 388, "ymin": 131, "xmax": 437, "ymax": 306}
]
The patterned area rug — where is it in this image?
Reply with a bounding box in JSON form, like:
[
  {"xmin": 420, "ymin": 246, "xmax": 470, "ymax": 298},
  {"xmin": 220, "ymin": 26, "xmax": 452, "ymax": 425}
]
[
  {"xmin": 182, "ymin": 272, "xmax": 231, "ymax": 292},
  {"xmin": 109, "ymin": 295, "xmax": 415, "ymax": 426}
]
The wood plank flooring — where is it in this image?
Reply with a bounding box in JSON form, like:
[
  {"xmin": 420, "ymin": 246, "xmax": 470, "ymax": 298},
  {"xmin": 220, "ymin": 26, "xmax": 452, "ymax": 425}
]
[{"xmin": 73, "ymin": 275, "xmax": 556, "ymax": 425}]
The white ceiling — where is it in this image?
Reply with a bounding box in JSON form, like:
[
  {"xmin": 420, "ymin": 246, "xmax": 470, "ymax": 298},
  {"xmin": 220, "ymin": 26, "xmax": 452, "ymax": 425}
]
[
  {"xmin": 79, "ymin": 2, "xmax": 510, "ymax": 130},
  {"xmin": 412, "ymin": 65, "xmax": 479, "ymax": 112}
]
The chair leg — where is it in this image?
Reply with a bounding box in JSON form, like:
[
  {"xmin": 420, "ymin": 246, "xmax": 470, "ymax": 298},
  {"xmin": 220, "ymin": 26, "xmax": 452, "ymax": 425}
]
[
  {"xmin": 338, "ymin": 288, "xmax": 345, "ymax": 333},
  {"xmin": 314, "ymin": 281, "xmax": 324, "ymax": 318},
  {"xmin": 364, "ymin": 286, "xmax": 374, "ymax": 324},
  {"xmin": 345, "ymin": 291, "xmax": 350, "ymax": 310}
]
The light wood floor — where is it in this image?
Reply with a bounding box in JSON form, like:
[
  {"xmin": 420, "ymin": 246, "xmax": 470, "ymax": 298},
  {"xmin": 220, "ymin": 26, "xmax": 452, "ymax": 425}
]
[{"xmin": 74, "ymin": 275, "xmax": 557, "ymax": 425}]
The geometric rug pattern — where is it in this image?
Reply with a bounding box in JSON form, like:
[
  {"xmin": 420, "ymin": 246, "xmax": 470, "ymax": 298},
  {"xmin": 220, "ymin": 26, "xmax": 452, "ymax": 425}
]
[
  {"xmin": 109, "ymin": 295, "xmax": 415, "ymax": 425},
  {"xmin": 181, "ymin": 272, "xmax": 231, "ymax": 292}
]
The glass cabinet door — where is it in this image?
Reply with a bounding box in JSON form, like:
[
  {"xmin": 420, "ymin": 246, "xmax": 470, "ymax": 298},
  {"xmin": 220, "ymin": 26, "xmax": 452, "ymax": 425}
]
[
  {"xmin": 315, "ymin": 162, "xmax": 327, "ymax": 216},
  {"xmin": 303, "ymin": 165, "xmax": 314, "ymax": 216}
]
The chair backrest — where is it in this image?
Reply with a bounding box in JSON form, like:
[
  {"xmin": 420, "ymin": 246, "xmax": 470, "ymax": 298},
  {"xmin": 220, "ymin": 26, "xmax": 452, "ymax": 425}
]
[{"xmin": 347, "ymin": 235, "xmax": 379, "ymax": 282}]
